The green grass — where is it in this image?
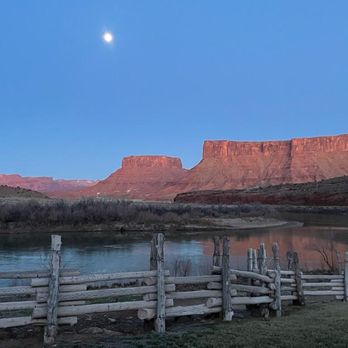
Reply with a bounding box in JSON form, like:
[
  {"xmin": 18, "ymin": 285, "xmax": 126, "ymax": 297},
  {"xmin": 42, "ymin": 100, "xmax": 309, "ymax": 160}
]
[{"xmin": 119, "ymin": 302, "xmax": 348, "ymax": 348}]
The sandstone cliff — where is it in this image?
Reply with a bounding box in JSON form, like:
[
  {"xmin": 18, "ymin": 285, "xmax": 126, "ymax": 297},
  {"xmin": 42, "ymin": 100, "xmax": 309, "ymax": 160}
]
[
  {"xmin": 4, "ymin": 134, "xmax": 348, "ymax": 201},
  {"xmin": 175, "ymin": 134, "xmax": 348, "ymax": 193},
  {"xmin": 78, "ymin": 156, "xmax": 188, "ymax": 200}
]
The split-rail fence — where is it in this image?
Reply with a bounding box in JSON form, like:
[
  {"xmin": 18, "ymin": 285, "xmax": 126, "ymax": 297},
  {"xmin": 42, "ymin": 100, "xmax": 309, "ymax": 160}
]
[{"xmin": 0, "ymin": 234, "xmax": 347, "ymax": 345}]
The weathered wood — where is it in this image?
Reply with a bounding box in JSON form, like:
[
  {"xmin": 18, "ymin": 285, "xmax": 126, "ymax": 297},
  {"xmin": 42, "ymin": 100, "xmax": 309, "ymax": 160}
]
[
  {"xmin": 33, "ymin": 299, "xmax": 174, "ymax": 319},
  {"xmin": 58, "ymin": 301, "xmax": 86, "ymax": 306},
  {"xmin": 272, "ymin": 242, "xmax": 282, "ymax": 317},
  {"xmin": 36, "ymin": 284, "xmax": 88, "ymax": 293},
  {"xmin": 0, "ymin": 316, "xmax": 77, "ymax": 329},
  {"xmin": 138, "ymin": 304, "xmax": 221, "ymax": 320},
  {"xmin": 344, "ymin": 251, "xmax": 348, "ymax": 301},
  {"xmin": 281, "ymin": 295, "xmax": 298, "ymax": 301},
  {"xmin": 247, "ymin": 248, "xmax": 253, "ymax": 286},
  {"xmin": 252, "ymin": 249, "xmax": 259, "ymax": 273},
  {"xmin": 206, "ymin": 297, "xmax": 222, "ymax": 308},
  {"xmin": 304, "ymin": 290, "xmax": 344, "ymax": 296},
  {"xmin": 144, "ymin": 290, "xmax": 223, "ymax": 301},
  {"xmin": 302, "ymin": 282, "xmax": 344, "ymax": 288},
  {"xmin": 0, "ymin": 286, "xmax": 36, "ymax": 296},
  {"xmin": 287, "ymin": 251, "xmax": 294, "ymax": 270},
  {"xmin": 280, "ymin": 270, "xmax": 295, "ymax": 276},
  {"xmin": 257, "ymin": 243, "xmax": 270, "ymax": 317},
  {"xmin": 231, "ymin": 296, "xmax": 273, "ymax": 305},
  {"xmin": 32, "ymin": 270, "xmax": 170, "ymax": 287},
  {"xmin": 257, "ymin": 243, "xmax": 267, "ymax": 276},
  {"xmin": 207, "ymin": 281, "xmax": 222, "ymax": 290},
  {"xmin": 213, "ymin": 236, "xmax": 221, "ymax": 267},
  {"xmin": 150, "ymin": 235, "xmax": 157, "ymax": 271},
  {"xmin": 267, "ymin": 283, "xmax": 276, "ymax": 291},
  {"xmin": 281, "ymin": 278, "xmax": 295, "ymax": 284},
  {"xmin": 231, "ymin": 284, "xmax": 272, "ymax": 295},
  {"xmin": 230, "ymin": 270, "xmax": 273, "ymax": 283},
  {"xmin": 169, "ymin": 290, "xmax": 222, "ymax": 300},
  {"xmin": 37, "ymin": 284, "xmax": 175, "ymax": 303},
  {"xmin": 301, "ymin": 274, "xmax": 343, "ymax": 280},
  {"xmin": 154, "ymin": 233, "xmax": 166, "ymax": 333},
  {"xmin": 292, "ymin": 252, "xmax": 305, "ymax": 305},
  {"xmin": 281, "ymin": 286, "xmax": 297, "ymax": 291},
  {"xmin": 222, "ymin": 237, "xmax": 233, "ymax": 321},
  {"xmin": 0, "ymin": 269, "xmax": 79, "ymax": 279},
  {"xmin": 44, "ymin": 235, "xmax": 62, "ymax": 346},
  {"xmin": 206, "ymin": 296, "xmax": 273, "ymax": 307},
  {"xmin": 168, "ymin": 275, "xmax": 222, "ymax": 285},
  {"xmin": 247, "ymin": 248, "xmax": 253, "ymax": 272},
  {"xmin": 0, "ymin": 301, "xmax": 37, "ymax": 311}
]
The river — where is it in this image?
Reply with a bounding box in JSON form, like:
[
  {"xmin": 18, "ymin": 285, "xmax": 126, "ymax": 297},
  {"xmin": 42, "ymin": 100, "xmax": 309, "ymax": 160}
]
[{"xmin": 1, "ymin": 222, "xmax": 348, "ymax": 286}]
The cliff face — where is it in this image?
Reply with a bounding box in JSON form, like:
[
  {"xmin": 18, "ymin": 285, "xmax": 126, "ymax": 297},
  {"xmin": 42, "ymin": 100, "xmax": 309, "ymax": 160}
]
[
  {"xmin": 178, "ymin": 134, "xmax": 348, "ymax": 193},
  {"xmin": 6, "ymin": 134, "xmax": 348, "ymax": 201},
  {"xmin": 0, "ymin": 174, "xmax": 96, "ymax": 193},
  {"xmin": 80, "ymin": 156, "xmax": 188, "ymax": 200}
]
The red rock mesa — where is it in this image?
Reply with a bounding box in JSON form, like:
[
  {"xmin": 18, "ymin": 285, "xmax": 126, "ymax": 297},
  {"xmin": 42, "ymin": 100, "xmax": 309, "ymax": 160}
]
[
  {"xmin": 79, "ymin": 156, "xmax": 188, "ymax": 200},
  {"xmin": 0, "ymin": 174, "xmax": 96, "ymax": 193}
]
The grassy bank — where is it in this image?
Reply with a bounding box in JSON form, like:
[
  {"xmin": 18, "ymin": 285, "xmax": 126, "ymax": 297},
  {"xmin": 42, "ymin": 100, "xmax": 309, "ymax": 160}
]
[{"xmin": 54, "ymin": 302, "xmax": 348, "ymax": 348}]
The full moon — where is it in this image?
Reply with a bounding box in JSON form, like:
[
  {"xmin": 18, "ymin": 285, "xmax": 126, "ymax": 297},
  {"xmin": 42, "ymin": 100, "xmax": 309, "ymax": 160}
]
[{"xmin": 103, "ymin": 31, "xmax": 113, "ymax": 43}]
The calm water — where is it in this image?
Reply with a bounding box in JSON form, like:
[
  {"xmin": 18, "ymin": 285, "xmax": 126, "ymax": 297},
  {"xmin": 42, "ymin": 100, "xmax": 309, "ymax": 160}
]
[{"xmin": 1, "ymin": 223, "xmax": 348, "ymax": 285}]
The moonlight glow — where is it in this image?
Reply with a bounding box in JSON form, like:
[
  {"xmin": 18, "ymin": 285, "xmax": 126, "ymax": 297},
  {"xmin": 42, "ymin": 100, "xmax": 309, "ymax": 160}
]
[{"xmin": 103, "ymin": 31, "xmax": 113, "ymax": 43}]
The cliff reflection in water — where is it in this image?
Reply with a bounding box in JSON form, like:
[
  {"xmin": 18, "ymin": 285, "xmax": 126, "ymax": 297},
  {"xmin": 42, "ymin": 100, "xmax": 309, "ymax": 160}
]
[{"xmin": 1, "ymin": 226, "xmax": 348, "ymax": 281}]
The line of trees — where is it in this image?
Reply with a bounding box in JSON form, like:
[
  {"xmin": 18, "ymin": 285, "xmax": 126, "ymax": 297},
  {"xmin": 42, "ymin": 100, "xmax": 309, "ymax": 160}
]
[{"xmin": 0, "ymin": 198, "xmax": 272, "ymax": 228}]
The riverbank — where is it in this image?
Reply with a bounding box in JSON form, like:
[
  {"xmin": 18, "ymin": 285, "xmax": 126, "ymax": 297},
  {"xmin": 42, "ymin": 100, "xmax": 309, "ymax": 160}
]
[
  {"xmin": 1, "ymin": 196, "xmax": 347, "ymax": 235},
  {"xmin": 0, "ymin": 197, "xmax": 299, "ymax": 235},
  {"xmin": 0, "ymin": 217, "xmax": 299, "ymax": 235}
]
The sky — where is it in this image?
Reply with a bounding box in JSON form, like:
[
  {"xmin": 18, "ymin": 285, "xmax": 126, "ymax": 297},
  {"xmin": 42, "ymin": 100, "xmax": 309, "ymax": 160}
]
[{"xmin": 0, "ymin": 1, "xmax": 347, "ymax": 180}]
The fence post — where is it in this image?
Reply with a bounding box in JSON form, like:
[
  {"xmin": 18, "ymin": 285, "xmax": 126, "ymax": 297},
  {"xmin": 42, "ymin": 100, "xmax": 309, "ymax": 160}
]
[
  {"xmin": 247, "ymin": 248, "xmax": 253, "ymax": 286},
  {"xmin": 150, "ymin": 237, "xmax": 157, "ymax": 271},
  {"xmin": 247, "ymin": 248, "xmax": 253, "ymax": 272},
  {"xmin": 222, "ymin": 236, "xmax": 233, "ymax": 321},
  {"xmin": 257, "ymin": 243, "xmax": 269, "ymax": 318},
  {"xmin": 154, "ymin": 233, "xmax": 166, "ymax": 333},
  {"xmin": 272, "ymin": 243, "xmax": 282, "ymax": 317},
  {"xmin": 252, "ymin": 249, "xmax": 259, "ymax": 273},
  {"xmin": 287, "ymin": 251, "xmax": 294, "ymax": 271},
  {"xmin": 293, "ymin": 252, "xmax": 305, "ymax": 306},
  {"xmin": 44, "ymin": 235, "xmax": 62, "ymax": 346},
  {"xmin": 213, "ymin": 236, "xmax": 221, "ymax": 268},
  {"xmin": 344, "ymin": 251, "xmax": 348, "ymax": 301}
]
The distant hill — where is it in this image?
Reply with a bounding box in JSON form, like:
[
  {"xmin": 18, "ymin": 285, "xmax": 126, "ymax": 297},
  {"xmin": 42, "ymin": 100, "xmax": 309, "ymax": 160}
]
[
  {"xmin": 0, "ymin": 185, "xmax": 48, "ymax": 199},
  {"xmin": 174, "ymin": 176, "xmax": 348, "ymax": 206},
  {"xmin": 0, "ymin": 174, "xmax": 96, "ymax": 193}
]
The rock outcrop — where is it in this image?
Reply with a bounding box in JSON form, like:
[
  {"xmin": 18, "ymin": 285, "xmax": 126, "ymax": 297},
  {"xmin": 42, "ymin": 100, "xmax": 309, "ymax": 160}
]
[
  {"xmin": 172, "ymin": 134, "xmax": 348, "ymax": 195},
  {"xmin": 0, "ymin": 174, "xmax": 96, "ymax": 193},
  {"xmin": 174, "ymin": 176, "xmax": 348, "ymax": 206},
  {"xmin": 3, "ymin": 134, "xmax": 348, "ymax": 201},
  {"xmin": 78, "ymin": 156, "xmax": 188, "ymax": 200}
]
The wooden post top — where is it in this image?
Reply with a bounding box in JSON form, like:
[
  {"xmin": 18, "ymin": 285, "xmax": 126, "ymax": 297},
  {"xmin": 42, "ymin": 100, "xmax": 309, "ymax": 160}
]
[{"xmin": 51, "ymin": 235, "xmax": 62, "ymax": 251}]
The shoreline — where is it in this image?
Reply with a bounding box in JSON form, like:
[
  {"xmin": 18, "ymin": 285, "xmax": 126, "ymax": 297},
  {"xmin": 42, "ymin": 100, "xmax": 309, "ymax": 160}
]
[{"xmin": 0, "ymin": 217, "xmax": 302, "ymax": 236}]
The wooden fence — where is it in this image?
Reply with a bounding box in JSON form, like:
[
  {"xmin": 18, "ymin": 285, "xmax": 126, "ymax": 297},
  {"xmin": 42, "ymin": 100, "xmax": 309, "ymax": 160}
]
[{"xmin": 0, "ymin": 234, "xmax": 347, "ymax": 345}]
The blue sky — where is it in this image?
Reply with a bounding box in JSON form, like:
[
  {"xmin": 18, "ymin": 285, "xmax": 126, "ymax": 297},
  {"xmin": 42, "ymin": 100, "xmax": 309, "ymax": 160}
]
[{"xmin": 0, "ymin": 1, "xmax": 347, "ymax": 179}]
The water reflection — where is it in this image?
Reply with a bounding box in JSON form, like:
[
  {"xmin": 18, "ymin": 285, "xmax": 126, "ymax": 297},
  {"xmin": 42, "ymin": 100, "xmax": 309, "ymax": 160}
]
[{"xmin": 1, "ymin": 225, "xmax": 348, "ymax": 284}]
